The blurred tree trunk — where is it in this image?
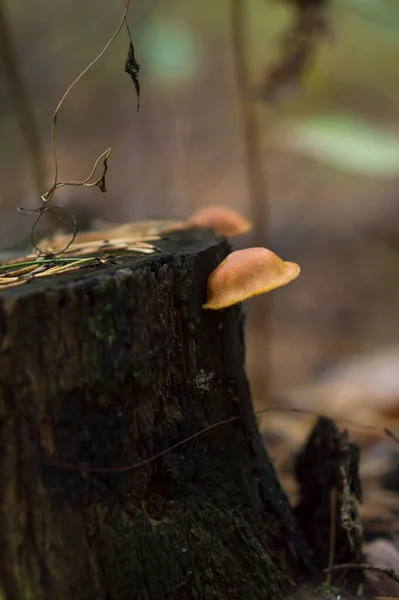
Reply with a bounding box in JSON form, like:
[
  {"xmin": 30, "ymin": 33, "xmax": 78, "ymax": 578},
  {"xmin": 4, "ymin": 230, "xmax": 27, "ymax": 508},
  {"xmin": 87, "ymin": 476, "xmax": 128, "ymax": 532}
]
[
  {"xmin": 0, "ymin": 0, "xmax": 46, "ymax": 197},
  {"xmin": 0, "ymin": 230, "xmax": 313, "ymax": 600},
  {"xmin": 230, "ymin": 0, "xmax": 271, "ymax": 407}
]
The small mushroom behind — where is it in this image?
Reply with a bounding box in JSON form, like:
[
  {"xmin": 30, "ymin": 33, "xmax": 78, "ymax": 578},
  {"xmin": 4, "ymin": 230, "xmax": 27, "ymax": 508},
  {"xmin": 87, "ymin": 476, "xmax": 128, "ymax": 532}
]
[
  {"xmin": 203, "ymin": 247, "xmax": 300, "ymax": 310},
  {"xmin": 185, "ymin": 206, "xmax": 252, "ymax": 237}
]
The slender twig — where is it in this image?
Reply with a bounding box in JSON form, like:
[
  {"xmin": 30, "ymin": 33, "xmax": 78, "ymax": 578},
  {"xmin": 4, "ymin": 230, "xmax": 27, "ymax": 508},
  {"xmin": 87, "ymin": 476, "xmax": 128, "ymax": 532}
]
[
  {"xmin": 0, "ymin": 0, "xmax": 46, "ymax": 196},
  {"xmin": 45, "ymin": 0, "xmax": 131, "ymax": 203},
  {"xmin": 43, "ymin": 416, "xmax": 238, "ymax": 473},
  {"xmin": 230, "ymin": 0, "xmax": 270, "ymax": 404},
  {"xmin": 40, "ymin": 406, "xmax": 382, "ymax": 475},
  {"xmin": 384, "ymin": 428, "xmax": 399, "ymax": 445},
  {"xmin": 326, "ymin": 487, "xmax": 338, "ymax": 585},
  {"xmin": 324, "ymin": 563, "xmax": 399, "ymax": 586},
  {"xmin": 53, "ymin": 149, "xmax": 112, "ymax": 190}
]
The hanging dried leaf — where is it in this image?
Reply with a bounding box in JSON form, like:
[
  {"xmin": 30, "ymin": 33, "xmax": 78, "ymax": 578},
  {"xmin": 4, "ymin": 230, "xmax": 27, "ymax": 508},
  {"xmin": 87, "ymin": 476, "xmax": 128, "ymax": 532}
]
[
  {"xmin": 95, "ymin": 152, "xmax": 108, "ymax": 192},
  {"xmin": 258, "ymin": 0, "xmax": 331, "ymax": 104},
  {"xmin": 125, "ymin": 40, "xmax": 141, "ymax": 110}
]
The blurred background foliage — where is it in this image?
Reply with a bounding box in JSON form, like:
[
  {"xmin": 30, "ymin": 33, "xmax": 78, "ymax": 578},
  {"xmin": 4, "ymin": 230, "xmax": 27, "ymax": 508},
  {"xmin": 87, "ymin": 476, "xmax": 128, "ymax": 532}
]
[{"xmin": 1, "ymin": 0, "xmax": 399, "ymax": 432}]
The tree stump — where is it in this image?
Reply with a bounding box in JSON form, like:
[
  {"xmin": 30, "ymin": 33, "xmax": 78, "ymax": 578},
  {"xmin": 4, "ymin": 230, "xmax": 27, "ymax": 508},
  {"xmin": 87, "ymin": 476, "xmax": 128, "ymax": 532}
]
[{"xmin": 0, "ymin": 230, "xmax": 313, "ymax": 600}]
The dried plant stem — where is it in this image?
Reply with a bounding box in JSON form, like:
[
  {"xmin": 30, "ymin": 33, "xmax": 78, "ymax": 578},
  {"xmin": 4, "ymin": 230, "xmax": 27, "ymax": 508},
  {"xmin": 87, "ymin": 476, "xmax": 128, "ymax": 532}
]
[
  {"xmin": 324, "ymin": 563, "xmax": 399, "ymax": 586},
  {"xmin": 0, "ymin": 258, "xmax": 82, "ymax": 274},
  {"xmin": 55, "ymin": 149, "xmax": 112, "ymax": 189},
  {"xmin": 230, "ymin": 0, "xmax": 270, "ymax": 404},
  {"xmin": 45, "ymin": 0, "xmax": 131, "ymax": 202},
  {"xmin": 41, "ymin": 406, "xmax": 383, "ymax": 475},
  {"xmin": 33, "ymin": 258, "xmax": 96, "ymax": 277},
  {"xmin": 0, "ymin": 0, "xmax": 46, "ymax": 195}
]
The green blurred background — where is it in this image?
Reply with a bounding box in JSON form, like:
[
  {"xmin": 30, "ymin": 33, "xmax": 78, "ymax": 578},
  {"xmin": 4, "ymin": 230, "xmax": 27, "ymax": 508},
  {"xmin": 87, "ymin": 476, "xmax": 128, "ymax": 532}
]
[{"xmin": 1, "ymin": 0, "xmax": 399, "ymax": 411}]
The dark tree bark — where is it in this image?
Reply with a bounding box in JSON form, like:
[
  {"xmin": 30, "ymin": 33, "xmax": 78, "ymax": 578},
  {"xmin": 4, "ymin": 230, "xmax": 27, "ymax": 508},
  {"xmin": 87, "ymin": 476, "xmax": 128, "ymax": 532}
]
[
  {"xmin": 0, "ymin": 230, "xmax": 313, "ymax": 600},
  {"xmin": 295, "ymin": 417, "xmax": 363, "ymax": 592}
]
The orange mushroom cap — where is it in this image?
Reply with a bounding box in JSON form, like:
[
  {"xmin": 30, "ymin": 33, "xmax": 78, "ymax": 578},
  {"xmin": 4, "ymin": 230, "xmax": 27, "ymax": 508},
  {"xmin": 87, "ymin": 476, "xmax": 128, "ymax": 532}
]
[
  {"xmin": 202, "ymin": 247, "xmax": 300, "ymax": 310},
  {"xmin": 185, "ymin": 206, "xmax": 252, "ymax": 237}
]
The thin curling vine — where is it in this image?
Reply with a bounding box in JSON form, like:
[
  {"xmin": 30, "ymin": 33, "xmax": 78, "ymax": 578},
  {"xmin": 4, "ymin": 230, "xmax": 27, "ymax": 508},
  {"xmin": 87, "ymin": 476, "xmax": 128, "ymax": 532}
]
[
  {"xmin": 18, "ymin": 0, "xmax": 139, "ymax": 256},
  {"xmin": 44, "ymin": 0, "xmax": 131, "ymax": 205}
]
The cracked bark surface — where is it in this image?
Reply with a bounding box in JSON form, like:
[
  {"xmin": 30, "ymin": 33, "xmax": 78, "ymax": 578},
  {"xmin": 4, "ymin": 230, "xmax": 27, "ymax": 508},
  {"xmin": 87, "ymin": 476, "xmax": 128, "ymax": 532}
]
[{"xmin": 0, "ymin": 230, "xmax": 313, "ymax": 600}]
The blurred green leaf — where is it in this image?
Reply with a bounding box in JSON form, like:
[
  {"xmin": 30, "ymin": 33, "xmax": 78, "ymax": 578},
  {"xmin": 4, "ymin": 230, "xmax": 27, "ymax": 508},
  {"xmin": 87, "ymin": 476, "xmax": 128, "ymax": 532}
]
[
  {"xmin": 343, "ymin": 0, "xmax": 399, "ymax": 43},
  {"xmin": 139, "ymin": 18, "xmax": 200, "ymax": 84},
  {"xmin": 279, "ymin": 114, "xmax": 399, "ymax": 178}
]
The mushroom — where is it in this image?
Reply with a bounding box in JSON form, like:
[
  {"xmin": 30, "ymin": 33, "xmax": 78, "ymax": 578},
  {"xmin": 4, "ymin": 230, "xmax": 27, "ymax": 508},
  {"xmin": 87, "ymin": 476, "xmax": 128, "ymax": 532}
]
[
  {"xmin": 185, "ymin": 206, "xmax": 252, "ymax": 237},
  {"xmin": 202, "ymin": 247, "xmax": 300, "ymax": 310}
]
